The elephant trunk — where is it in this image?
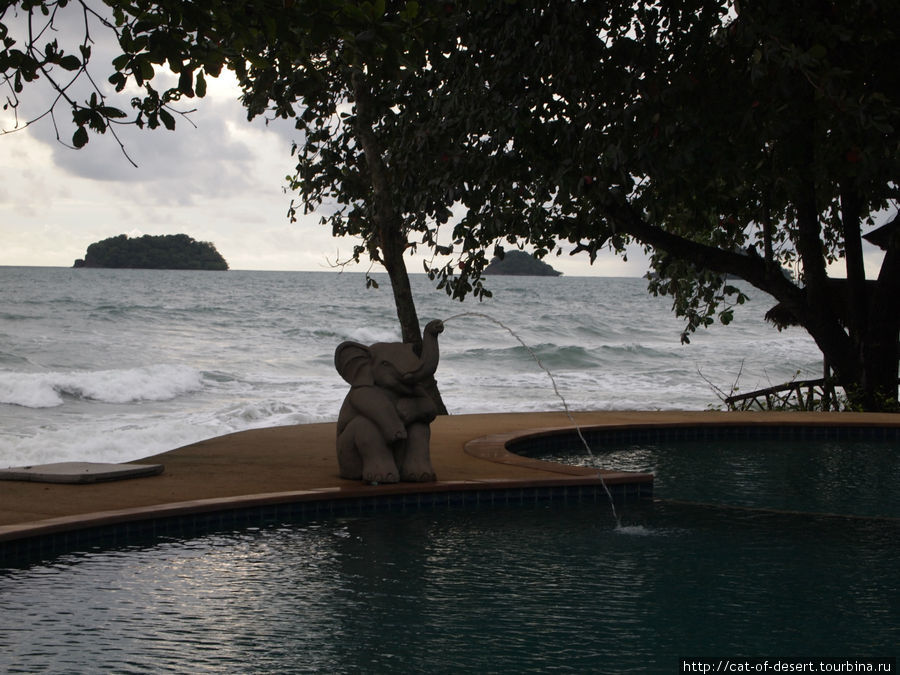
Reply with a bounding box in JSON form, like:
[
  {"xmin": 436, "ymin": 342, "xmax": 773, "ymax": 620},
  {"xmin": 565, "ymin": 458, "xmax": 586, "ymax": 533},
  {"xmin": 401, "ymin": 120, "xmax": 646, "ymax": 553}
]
[{"xmin": 406, "ymin": 319, "xmax": 443, "ymax": 382}]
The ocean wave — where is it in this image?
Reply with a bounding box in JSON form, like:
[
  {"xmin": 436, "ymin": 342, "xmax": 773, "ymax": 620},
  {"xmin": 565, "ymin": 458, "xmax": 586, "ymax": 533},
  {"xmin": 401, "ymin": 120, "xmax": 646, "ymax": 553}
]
[
  {"xmin": 0, "ymin": 312, "xmax": 37, "ymax": 321},
  {"xmin": 0, "ymin": 350, "xmax": 31, "ymax": 366},
  {"xmin": 0, "ymin": 364, "xmax": 204, "ymax": 408},
  {"xmin": 598, "ymin": 343, "xmax": 672, "ymax": 359},
  {"xmin": 449, "ymin": 343, "xmax": 635, "ymax": 370},
  {"xmin": 1, "ymin": 270, "xmax": 827, "ymax": 467},
  {"xmin": 343, "ymin": 326, "xmax": 403, "ymax": 345},
  {"xmin": 214, "ymin": 399, "xmax": 326, "ymax": 429}
]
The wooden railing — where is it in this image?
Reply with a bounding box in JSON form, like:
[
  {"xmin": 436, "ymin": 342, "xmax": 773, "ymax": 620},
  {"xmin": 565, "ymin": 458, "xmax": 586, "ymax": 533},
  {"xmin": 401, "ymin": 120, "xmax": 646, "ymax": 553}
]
[{"xmin": 724, "ymin": 378, "xmax": 841, "ymax": 411}]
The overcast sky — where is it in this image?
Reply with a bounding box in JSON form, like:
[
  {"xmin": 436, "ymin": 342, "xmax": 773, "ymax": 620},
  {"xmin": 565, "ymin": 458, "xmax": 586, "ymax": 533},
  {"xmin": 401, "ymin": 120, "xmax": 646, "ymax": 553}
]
[
  {"xmin": 0, "ymin": 8, "xmax": 886, "ymax": 278},
  {"xmin": 0, "ymin": 54, "xmax": 645, "ymax": 277}
]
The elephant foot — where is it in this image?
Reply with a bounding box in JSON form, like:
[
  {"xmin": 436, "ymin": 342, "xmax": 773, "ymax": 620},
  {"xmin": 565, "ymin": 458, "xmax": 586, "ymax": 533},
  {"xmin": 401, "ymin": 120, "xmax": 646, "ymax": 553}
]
[
  {"xmin": 401, "ymin": 470, "xmax": 436, "ymax": 483},
  {"xmin": 363, "ymin": 471, "xmax": 399, "ymax": 485}
]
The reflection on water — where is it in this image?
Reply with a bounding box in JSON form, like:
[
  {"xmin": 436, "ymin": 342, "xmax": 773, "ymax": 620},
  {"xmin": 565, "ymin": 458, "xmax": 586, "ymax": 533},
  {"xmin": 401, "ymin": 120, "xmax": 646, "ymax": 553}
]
[
  {"xmin": 1, "ymin": 502, "xmax": 898, "ymax": 672},
  {"xmin": 534, "ymin": 437, "xmax": 900, "ymax": 518}
]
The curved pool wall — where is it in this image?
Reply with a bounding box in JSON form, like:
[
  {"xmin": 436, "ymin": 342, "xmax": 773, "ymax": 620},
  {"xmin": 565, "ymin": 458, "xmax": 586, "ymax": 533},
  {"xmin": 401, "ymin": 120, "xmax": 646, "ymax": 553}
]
[
  {"xmin": 503, "ymin": 422, "xmax": 900, "ymax": 518},
  {"xmin": 504, "ymin": 421, "xmax": 900, "ymax": 454},
  {"xmin": 0, "ymin": 478, "xmax": 646, "ymax": 568},
  {"xmin": 3, "ymin": 415, "xmax": 899, "ymax": 566}
]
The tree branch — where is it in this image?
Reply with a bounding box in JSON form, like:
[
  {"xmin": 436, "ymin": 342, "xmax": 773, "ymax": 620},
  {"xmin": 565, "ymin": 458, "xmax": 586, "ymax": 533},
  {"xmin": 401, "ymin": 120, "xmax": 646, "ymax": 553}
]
[
  {"xmin": 840, "ymin": 183, "xmax": 867, "ymax": 339},
  {"xmin": 597, "ymin": 194, "xmax": 801, "ymax": 302}
]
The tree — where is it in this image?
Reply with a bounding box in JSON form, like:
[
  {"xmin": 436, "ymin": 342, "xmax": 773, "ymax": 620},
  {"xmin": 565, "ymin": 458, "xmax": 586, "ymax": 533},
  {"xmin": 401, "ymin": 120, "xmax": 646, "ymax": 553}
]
[
  {"xmin": 6, "ymin": 1, "xmax": 899, "ymax": 411},
  {"xmin": 237, "ymin": 1, "xmax": 451, "ymax": 411},
  {"xmin": 75, "ymin": 233, "xmax": 228, "ymax": 269},
  {"xmin": 388, "ymin": 0, "xmax": 899, "ymax": 411},
  {"xmin": 0, "ymin": 0, "xmax": 223, "ymax": 161},
  {"xmin": 1, "ymin": 0, "xmax": 448, "ymax": 410}
]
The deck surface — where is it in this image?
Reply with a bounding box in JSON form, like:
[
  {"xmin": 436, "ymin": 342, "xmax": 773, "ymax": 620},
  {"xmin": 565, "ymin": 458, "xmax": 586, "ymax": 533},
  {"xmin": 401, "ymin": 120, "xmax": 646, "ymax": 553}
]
[{"xmin": 2, "ymin": 410, "xmax": 897, "ymax": 542}]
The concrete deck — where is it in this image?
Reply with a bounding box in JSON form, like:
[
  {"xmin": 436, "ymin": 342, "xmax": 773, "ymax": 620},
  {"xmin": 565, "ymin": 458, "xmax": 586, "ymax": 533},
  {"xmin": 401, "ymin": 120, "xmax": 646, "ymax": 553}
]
[{"xmin": 1, "ymin": 410, "xmax": 897, "ymax": 545}]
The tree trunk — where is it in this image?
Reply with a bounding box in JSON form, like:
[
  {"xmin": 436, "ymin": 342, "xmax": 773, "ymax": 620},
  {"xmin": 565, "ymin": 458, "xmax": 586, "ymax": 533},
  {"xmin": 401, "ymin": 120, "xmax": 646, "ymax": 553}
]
[
  {"xmin": 380, "ymin": 224, "xmax": 450, "ymax": 415},
  {"xmin": 857, "ymin": 318, "xmax": 899, "ymax": 410},
  {"xmin": 858, "ymin": 227, "xmax": 900, "ymax": 410},
  {"xmin": 840, "ymin": 185, "xmax": 867, "ymax": 339},
  {"xmin": 599, "ymin": 194, "xmax": 899, "ymax": 410},
  {"xmin": 780, "ymin": 86, "xmax": 876, "ymax": 407},
  {"xmin": 350, "ymin": 71, "xmax": 448, "ymax": 415}
]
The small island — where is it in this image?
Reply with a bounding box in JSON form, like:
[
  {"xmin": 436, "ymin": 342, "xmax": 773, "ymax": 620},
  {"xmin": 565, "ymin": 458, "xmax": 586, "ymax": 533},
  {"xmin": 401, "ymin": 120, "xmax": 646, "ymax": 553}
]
[
  {"xmin": 483, "ymin": 250, "xmax": 562, "ymax": 276},
  {"xmin": 73, "ymin": 234, "xmax": 229, "ymax": 270}
]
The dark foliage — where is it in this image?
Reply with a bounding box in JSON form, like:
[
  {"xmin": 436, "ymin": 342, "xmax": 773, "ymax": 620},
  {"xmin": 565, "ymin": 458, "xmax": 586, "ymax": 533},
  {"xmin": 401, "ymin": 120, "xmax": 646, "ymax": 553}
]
[
  {"xmin": 74, "ymin": 234, "xmax": 228, "ymax": 270},
  {"xmin": 483, "ymin": 250, "xmax": 561, "ymax": 277},
  {"xmin": 6, "ymin": 1, "xmax": 897, "ymax": 409}
]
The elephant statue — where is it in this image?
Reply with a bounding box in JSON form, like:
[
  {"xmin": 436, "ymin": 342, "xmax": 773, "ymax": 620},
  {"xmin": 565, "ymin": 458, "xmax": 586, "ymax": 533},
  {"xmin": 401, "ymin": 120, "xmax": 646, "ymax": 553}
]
[{"xmin": 334, "ymin": 319, "xmax": 444, "ymax": 484}]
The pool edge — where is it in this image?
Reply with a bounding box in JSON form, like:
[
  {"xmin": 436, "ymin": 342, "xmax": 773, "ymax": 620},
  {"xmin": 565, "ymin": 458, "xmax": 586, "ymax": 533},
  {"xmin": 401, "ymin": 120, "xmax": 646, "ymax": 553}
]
[{"xmin": 3, "ymin": 411, "xmax": 899, "ymax": 564}]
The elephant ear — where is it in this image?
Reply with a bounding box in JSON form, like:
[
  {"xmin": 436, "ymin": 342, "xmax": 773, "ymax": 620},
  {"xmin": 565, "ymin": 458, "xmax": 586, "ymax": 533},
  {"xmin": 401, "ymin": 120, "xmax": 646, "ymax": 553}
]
[{"xmin": 335, "ymin": 341, "xmax": 374, "ymax": 386}]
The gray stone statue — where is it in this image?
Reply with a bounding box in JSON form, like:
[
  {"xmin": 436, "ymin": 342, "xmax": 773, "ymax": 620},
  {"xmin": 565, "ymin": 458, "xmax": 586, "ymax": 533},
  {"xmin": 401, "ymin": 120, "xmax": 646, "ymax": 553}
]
[{"xmin": 334, "ymin": 319, "xmax": 444, "ymax": 484}]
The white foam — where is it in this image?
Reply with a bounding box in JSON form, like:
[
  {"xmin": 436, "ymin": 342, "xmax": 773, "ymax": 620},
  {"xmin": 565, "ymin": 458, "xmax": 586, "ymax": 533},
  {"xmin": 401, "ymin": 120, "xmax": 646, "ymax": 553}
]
[
  {"xmin": 0, "ymin": 372, "xmax": 65, "ymax": 408},
  {"xmin": 0, "ymin": 364, "xmax": 204, "ymax": 408},
  {"xmin": 215, "ymin": 399, "xmax": 327, "ymax": 429},
  {"xmin": 0, "ymin": 417, "xmax": 218, "ymax": 466},
  {"xmin": 1, "ymin": 271, "xmax": 826, "ymax": 468},
  {"xmin": 614, "ymin": 525, "xmax": 655, "ymax": 536},
  {"xmin": 345, "ymin": 326, "xmax": 401, "ymax": 345}
]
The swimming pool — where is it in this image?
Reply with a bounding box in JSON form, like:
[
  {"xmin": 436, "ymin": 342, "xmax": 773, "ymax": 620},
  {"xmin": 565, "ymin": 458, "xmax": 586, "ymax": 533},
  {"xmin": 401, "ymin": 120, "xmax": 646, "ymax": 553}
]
[
  {"xmin": 0, "ymin": 500, "xmax": 897, "ymax": 672},
  {"xmin": 510, "ymin": 426, "xmax": 900, "ymax": 517},
  {"xmin": 1, "ymin": 424, "xmax": 897, "ymax": 671}
]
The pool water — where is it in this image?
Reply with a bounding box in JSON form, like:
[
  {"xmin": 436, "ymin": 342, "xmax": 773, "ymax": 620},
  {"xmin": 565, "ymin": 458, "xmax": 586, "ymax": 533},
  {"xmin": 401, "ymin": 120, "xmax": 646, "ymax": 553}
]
[
  {"xmin": 529, "ymin": 436, "xmax": 900, "ymax": 518},
  {"xmin": 2, "ymin": 432, "xmax": 898, "ymax": 671},
  {"xmin": 1, "ymin": 501, "xmax": 898, "ymax": 672}
]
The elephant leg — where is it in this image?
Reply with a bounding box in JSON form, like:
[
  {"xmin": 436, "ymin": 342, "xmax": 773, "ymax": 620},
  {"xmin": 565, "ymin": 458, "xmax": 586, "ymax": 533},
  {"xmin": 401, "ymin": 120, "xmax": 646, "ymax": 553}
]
[
  {"xmin": 399, "ymin": 422, "xmax": 436, "ymax": 482},
  {"xmin": 336, "ymin": 427, "xmax": 363, "ymax": 480},
  {"xmin": 348, "ymin": 387, "xmax": 407, "ymax": 443},
  {"xmin": 338, "ymin": 416, "xmax": 399, "ymax": 484},
  {"xmin": 391, "ymin": 440, "xmax": 407, "ymax": 480}
]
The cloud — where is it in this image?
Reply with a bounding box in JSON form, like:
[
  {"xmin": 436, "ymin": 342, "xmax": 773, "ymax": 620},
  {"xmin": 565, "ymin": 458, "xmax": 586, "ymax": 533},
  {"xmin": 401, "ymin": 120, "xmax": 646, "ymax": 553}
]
[
  {"xmin": 38, "ymin": 91, "xmax": 295, "ymax": 205},
  {"xmin": 3, "ymin": 4, "xmax": 889, "ymax": 282},
  {"xmin": 0, "ymin": 5, "xmax": 636, "ymax": 275},
  {"xmin": 2, "ymin": 5, "xmax": 299, "ymax": 202}
]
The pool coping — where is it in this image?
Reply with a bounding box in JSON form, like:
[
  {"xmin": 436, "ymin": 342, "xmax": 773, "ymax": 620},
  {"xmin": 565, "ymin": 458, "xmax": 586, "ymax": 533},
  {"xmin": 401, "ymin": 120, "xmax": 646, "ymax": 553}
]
[
  {"xmin": 2, "ymin": 411, "xmax": 898, "ymax": 563},
  {"xmin": 464, "ymin": 425, "xmax": 655, "ymax": 478},
  {"xmin": 0, "ymin": 475, "xmax": 641, "ymax": 543}
]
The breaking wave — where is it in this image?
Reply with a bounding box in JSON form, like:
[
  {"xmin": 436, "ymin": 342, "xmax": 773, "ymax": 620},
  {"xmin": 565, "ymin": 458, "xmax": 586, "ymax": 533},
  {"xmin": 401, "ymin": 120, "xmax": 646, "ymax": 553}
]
[{"xmin": 0, "ymin": 364, "xmax": 204, "ymax": 408}]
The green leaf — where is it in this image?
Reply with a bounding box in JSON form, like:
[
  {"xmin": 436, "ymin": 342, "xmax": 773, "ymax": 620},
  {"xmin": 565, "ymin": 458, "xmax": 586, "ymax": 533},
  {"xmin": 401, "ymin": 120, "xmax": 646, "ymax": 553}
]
[
  {"xmin": 112, "ymin": 54, "xmax": 130, "ymax": 71},
  {"xmin": 72, "ymin": 126, "xmax": 89, "ymax": 148},
  {"xmin": 178, "ymin": 68, "xmax": 194, "ymax": 96},
  {"xmin": 403, "ymin": 1, "xmax": 419, "ymax": 19},
  {"xmin": 140, "ymin": 59, "xmax": 155, "ymax": 81},
  {"xmin": 159, "ymin": 109, "xmax": 176, "ymax": 130},
  {"xmin": 808, "ymin": 44, "xmax": 827, "ymax": 60},
  {"xmin": 100, "ymin": 106, "xmax": 128, "ymax": 119},
  {"xmin": 59, "ymin": 54, "xmax": 81, "ymax": 71},
  {"xmin": 195, "ymin": 71, "xmax": 207, "ymax": 98},
  {"xmin": 108, "ymin": 72, "xmax": 127, "ymax": 92}
]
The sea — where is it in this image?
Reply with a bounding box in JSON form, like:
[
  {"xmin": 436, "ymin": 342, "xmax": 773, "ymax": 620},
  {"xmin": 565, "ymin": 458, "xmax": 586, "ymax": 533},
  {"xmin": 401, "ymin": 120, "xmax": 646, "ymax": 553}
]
[{"xmin": 0, "ymin": 266, "xmax": 822, "ymax": 468}]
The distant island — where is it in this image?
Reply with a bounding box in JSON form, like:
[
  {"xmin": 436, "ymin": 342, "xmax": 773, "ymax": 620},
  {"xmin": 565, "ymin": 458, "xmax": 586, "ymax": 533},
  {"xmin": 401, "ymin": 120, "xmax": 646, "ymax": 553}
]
[
  {"xmin": 73, "ymin": 234, "xmax": 229, "ymax": 270},
  {"xmin": 483, "ymin": 250, "xmax": 562, "ymax": 276}
]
